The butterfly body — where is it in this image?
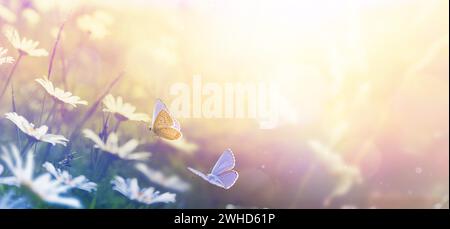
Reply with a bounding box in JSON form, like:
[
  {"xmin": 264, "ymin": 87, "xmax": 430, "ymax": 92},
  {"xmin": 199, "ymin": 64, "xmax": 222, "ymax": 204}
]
[{"xmin": 188, "ymin": 149, "xmax": 239, "ymax": 189}]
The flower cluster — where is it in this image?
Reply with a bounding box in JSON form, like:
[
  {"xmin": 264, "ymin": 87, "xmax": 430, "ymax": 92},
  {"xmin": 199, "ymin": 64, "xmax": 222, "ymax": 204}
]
[
  {"xmin": 0, "ymin": 5, "xmax": 245, "ymax": 211},
  {"xmin": 0, "ymin": 145, "xmax": 81, "ymax": 208},
  {"xmin": 111, "ymin": 176, "xmax": 176, "ymax": 205},
  {"xmin": 83, "ymin": 129, "xmax": 151, "ymax": 161}
]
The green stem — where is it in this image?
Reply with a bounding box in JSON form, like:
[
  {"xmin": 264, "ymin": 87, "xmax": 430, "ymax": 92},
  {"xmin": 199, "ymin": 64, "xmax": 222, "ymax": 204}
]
[
  {"xmin": 0, "ymin": 53, "xmax": 23, "ymax": 101},
  {"xmin": 37, "ymin": 94, "xmax": 48, "ymax": 125},
  {"xmin": 38, "ymin": 22, "xmax": 65, "ymax": 125},
  {"xmin": 112, "ymin": 120, "xmax": 122, "ymax": 133},
  {"xmin": 43, "ymin": 101, "xmax": 58, "ymax": 124},
  {"xmin": 63, "ymin": 71, "xmax": 124, "ymax": 157},
  {"xmin": 97, "ymin": 154, "xmax": 115, "ymax": 180},
  {"xmin": 40, "ymin": 143, "xmax": 52, "ymax": 166},
  {"xmin": 20, "ymin": 139, "xmax": 34, "ymax": 157},
  {"xmin": 48, "ymin": 22, "xmax": 65, "ymax": 80},
  {"xmin": 60, "ymin": 48, "xmax": 69, "ymax": 90}
]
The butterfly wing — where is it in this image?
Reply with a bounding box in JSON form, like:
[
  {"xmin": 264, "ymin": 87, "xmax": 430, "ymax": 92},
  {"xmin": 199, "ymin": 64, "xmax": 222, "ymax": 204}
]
[
  {"xmin": 187, "ymin": 167, "xmax": 209, "ymax": 182},
  {"xmin": 211, "ymin": 149, "xmax": 236, "ymax": 175},
  {"xmin": 154, "ymin": 127, "xmax": 182, "ymax": 140},
  {"xmin": 217, "ymin": 170, "xmax": 239, "ymax": 189},
  {"xmin": 173, "ymin": 116, "xmax": 181, "ymax": 130},
  {"xmin": 189, "ymin": 150, "xmax": 238, "ymax": 190},
  {"xmin": 152, "ymin": 99, "xmax": 175, "ymax": 131},
  {"xmin": 151, "ymin": 99, "xmax": 167, "ymax": 128},
  {"xmin": 152, "ymin": 99, "xmax": 182, "ymax": 140}
]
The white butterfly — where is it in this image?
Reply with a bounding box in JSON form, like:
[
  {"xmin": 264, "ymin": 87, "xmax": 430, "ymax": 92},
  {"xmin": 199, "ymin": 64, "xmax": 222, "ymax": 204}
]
[
  {"xmin": 188, "ymin": 149, "xmax": 239, "ymax": 190},
  {"xmin": 149, "ymin": 99, "xmax": 182, "ymax": 140}
]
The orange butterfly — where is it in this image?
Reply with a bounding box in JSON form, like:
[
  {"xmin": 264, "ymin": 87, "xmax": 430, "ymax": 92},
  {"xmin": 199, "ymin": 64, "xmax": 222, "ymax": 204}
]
[{"xmin": 149, "ymin": 99, "xmax": 182, "ymax": 140}]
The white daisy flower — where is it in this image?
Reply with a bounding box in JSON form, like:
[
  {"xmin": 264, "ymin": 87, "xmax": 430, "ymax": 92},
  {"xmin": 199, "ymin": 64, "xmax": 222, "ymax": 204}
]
[
  {"xmin": 111, "ymin": 176, "xmax": 176, "ymax": 205},
  {"xmin": 0, "ymin": 191, "xmax": 30, "ymax": 209},
  {"xmin": 135, "ymin": 163, "xmax": 190, "ymax": 192},
  {"xmin": 5, "ymin": 112, "xmax": 69, "ymax": 146},
  {"xmin": 0, "ymin": 47, "xmax": 14, "ymax": 65},
  {"xmin": 82, "ymin": 129, "xmax": 151, "ymax": 161},
  {"xmin": 0, "ymin": 162, "xmax": 15, "ymax": 185},
  {"xmin": 0, "ymin": 145, "xmax": 82, "ymax": 208},
  {"xmin": 42, "ymin": 162, "xmax": 97, "ymax": 192},
  {"xmin": 36, "ymin": 77, "xmax": 88, "ymax": 108},
  {"xmin": 102, "ymin": 94, "xmax": 150, "ymax": 122},
  {"xmin": 3, "ymin": 27, "xmax": 48, "ymax": 57}
]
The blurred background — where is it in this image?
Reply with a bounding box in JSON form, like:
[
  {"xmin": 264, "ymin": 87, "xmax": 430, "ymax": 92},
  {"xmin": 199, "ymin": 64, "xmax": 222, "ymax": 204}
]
[{"xmin": 0, "ymin": 0, "xmax": 448, "ymax": 208}]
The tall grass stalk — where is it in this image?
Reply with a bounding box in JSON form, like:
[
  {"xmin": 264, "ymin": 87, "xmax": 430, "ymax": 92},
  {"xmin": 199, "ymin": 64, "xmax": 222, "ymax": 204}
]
[
  {"xmin": 64, "ymin": 72, "xmax": 124, "ymax": 172},
  {"xmin": 11, "ymin": 79, "xmax": 21, "ymax": 144},
  {"xmin": 89, "ymin": 113, "xmax": 110, "ymax": 172},
  {"xmin": 97, "ymin": 154, "xmax": 116, "ymax": 180},
  {"xmin": 59, "ymin": 48, "xmax": 69, "ymax": 90},
  {"xmin": 0, "ymin": 53, "xmax": 23, "ymax": 101},
  {"xmin": 113, "ymin": 120, "xmax": 122, "ymax": 132},
  {"xmin": 43, "ymin": 101, "xmax": 58, "ymax": 124},
  {"xmin": 20, "ymin": 139, "xmax": 34, "ymax": 157},
  {"xmin": 38, "ymin": 22, "xmax": 65, "ymax": 125},
  {"xmin": 40, "ymin": 144, "xmax": 53, "ymax": 168},
  {"xmin": 3, "ymin": 53, "xmax": 25, "ymax": 145},
  {"xmin": 69, "ymin": 71, "xmax": 124, "ymax": 141}
]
